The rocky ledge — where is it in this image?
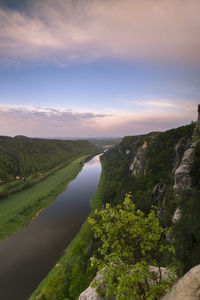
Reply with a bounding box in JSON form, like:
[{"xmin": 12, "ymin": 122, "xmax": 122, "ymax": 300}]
[{"xmin": 79, "ymin": 265, "xmax": 200, "ymax": 300}]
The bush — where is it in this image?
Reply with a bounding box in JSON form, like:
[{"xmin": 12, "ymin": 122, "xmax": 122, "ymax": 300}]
[{"xmin": 89, "ymin": 194, "xmax": 175, "ymax": 299}]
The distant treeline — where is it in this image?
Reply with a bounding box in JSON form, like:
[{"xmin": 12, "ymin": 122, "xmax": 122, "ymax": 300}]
[
  {"xmin": 0, "ymin": 135, "xmax": 98, "ymax": 182},
  {"xmin": 87, "ymin": 138, "xmax": 122, "ymax": 148}
]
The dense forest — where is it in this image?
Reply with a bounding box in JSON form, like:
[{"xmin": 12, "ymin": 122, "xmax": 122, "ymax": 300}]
[
  {"xmin": 0, "ymin": 136, "xmax": 98, "ymax": 201},
  {"xmin": 0, "ymin": 135, "xmax": 98, "ymax": 182}
]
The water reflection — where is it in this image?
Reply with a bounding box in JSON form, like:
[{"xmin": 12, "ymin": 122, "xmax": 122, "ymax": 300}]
[{"xmin": 0, "ymin": 155, "xmax": 101, "ymax": 300}]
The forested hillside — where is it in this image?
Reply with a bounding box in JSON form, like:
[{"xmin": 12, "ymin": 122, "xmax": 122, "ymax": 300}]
[
  {"xmin": 31, "ymin": 116, "xmax": 200, "ymax": 299},
  {"xmin": 0, "ymin": 136, "xmax": 98, "ymax": 182},
  {"xmin": 99, "ymin": 121, "xmax": 199, "ymax": 274},
  {"xmin": 0, "ymin": 136, "xmax": 98, "ymax": 240}
]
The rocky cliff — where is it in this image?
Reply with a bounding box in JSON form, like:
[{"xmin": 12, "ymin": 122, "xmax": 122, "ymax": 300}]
[{"xmin": 78, "ymin": 106, "xmax": 200, "ymax": 299}]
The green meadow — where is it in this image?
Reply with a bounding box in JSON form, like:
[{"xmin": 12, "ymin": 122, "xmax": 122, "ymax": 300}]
[{"xmin": 0, "ymin": 155, "xmax": 88, "ymax": 241}]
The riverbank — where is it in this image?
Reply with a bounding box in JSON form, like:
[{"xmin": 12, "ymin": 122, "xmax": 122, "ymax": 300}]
[
  {"xmin": 29, "ymin": 158, "xmax": 106, "ymax": 300},
  {"xmin": 0, "ymin": 155, "xmax": 89, "ymax": 241}
]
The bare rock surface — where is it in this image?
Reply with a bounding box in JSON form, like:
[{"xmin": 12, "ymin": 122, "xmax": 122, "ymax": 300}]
[
  {"xmin": 161, "ymin": 265, "xmax": 200, "ymax": 300},
  {"xmin": 78, "ymin": 273, "xmax": 114, "ymax": 300},
  {"xmin": 173, "ymin": 142, "xmax": 196, "ymax": 196},
  {"xmin": 172, "ymin": 113, "xmax": 200, "ymax": 221},
  {"xmin": 78, "ymin": 285, "xmax": 102, "ymax": 300},
  {"xmin": 172, "ymin": 207, "xmax": 181, "ymax": 222},
  {"xmin": 130, "ymin": 140, "xmax": 147, "ymax": 175}
]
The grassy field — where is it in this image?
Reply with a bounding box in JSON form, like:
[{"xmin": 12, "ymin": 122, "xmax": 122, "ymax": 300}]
[
  {"xmin": 0, "ymin": 155, "xmax": 88, "ymax": 241},
  {"xmin": 29, "ymin": 158, "xmax": 105, "ymax": 300}
]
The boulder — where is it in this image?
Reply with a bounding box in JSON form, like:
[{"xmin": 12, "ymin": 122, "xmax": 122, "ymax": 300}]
[
  {"xmin": 161, "ymin": 265, "xmax": 200, "ymax": 300},
  {"xmin": 78, "ymin": 273, "xmax": 114, "ymax": 300}
]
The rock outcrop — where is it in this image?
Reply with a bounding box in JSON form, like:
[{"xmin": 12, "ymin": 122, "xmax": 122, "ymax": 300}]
[
  {"xmin": 78, "ymin": 266, "xmax": 173, "ymax": 300},
  {"xmin": 172, "ymin": 107, "xmax": 200, "ymax": 221},
  {"xmin": 161, "ymin": 264, "xmax": 200, "ymax": 300},
  {"xmin": 79, "ymin": 265, "xmax": 200, "ymax": 300},
  {"xmin": 129, "ymin": 140, "xmax": 147, "ymax": 175},
  {"xmin": 173, "ymin": 140, "xmax": 196, "ymax": 196},
  {"xmin": 78, "ymin": 285, "xmax": 102, "ymax": 300},
  {"xmin": 173, "ymin": 106, "xmax": 200, "ymax": 197},
  {"xmin": 172, "ymin": 207, "xmax": 180, "ymax": 223},
  {"xmin": 78, "ymin": 272, "xmax": 115, "ymax": 300}
]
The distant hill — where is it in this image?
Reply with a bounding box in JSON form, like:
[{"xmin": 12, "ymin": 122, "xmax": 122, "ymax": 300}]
[
  {"xmin": 39, "ymin": 136, "xmax": 122, "ymax": 148},
  {"xmin": 0, "ymin": 136, "xmax": 98, "ymax": 182},
  {"xmin": 87, "ymin": 138, "xmax": 122, "ymax": 148}
]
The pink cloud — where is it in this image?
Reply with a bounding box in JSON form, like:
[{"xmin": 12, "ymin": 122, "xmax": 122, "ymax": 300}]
[
  {"xmin": 0, "ymin": 104, "xmax": 197, "ymax": 137},
  {"xmin": 0, "ymin": 0, "xmax": 200, "ymax": 64}
]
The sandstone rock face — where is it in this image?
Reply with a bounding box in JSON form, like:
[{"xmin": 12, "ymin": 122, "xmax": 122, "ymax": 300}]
[
  {"xmin": 129, "ymin": 140, "xmax": 147, "ymax": 175},
  {"xmin": 172, "ymin": 207, "xmax": 181, "ymax": 223},
  {"xmin": 79, "ymin": 265, "xmax": 200, "ymax": 300},
  {"xmin": 78, "ymin": 273, "xmax": 115, "ymax": 300},
  {"xmin": 161, "ymin": 265, "xmax": 200, "ymax": 300},
  {"xmin": 78, "ymin": 285, "xmax": 102, "ymax": 300},
  {"xmin": 172, "ymin": 115, "xmax": 200, "ymax": 220},
  {"xmin": 173, "ymin": 111, "xmax": 200, "ymax": 198},
  {"xmin": 78, "ymin": 286, "xmax": 114, "ymax": 300},
  {"xmin": 173, "ymin": 142, "xmax": 196, "ymax": 196}
]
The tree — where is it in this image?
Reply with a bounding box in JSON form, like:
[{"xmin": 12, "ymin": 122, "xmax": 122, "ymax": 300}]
[{"xmin": 88, "ymin": 194, "xmax": 175, "ymax": 300}]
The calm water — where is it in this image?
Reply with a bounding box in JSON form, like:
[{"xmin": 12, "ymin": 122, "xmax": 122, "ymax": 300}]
[{"xmin": 0, "ymin": 155, "xmax": 101, "ymax": 300}]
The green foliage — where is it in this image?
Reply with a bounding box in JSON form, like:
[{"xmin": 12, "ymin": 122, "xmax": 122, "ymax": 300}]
[
  {"xmin": 191, "ymin": 139, "xmax": 200, "ymax": 187},
  {"xmin": 0, "ymin": 136, "xmax": 98, "ymax": 185},
  {"xmin": 146, "ymin": 124, "xmax": 194, "ymax": 186},
  {"xmin": 98, "ymin": 123, "xmax": 197, "ymax": 273},
  {"xmin": 89, "ymin": 194, "xmax": 175, "ymax": 299},
  {"xmin": 172, "ymin": 135, "xmax": 200, "ymax": 274},
  {"xmin": 100, "ymin": 124, "xmax": 194, "ymax": 215},
  {"xmin": 173, "ymin": 189, "xmax": 200, "ymax": 274},
  {"xmin": 69, "ymin": 263, "xmax": 87, "ymax": 299},
  {"xmin": 158, "ymin": 187, "xmax": 178, "ymax": 227},
  {"xmin": 38, "ymin": 274, "xmax": 70, "ymax": 300}
]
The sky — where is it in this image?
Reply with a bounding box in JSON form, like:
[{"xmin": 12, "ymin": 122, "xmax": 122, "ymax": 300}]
[{"xmin": 0, "ymin": 0, "xmax": 200, "ymax": 138}]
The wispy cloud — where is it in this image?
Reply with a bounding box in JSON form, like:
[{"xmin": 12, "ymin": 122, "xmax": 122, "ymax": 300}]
[
  {"xmin": 0, "ymin": 0, "xmax": 200, "ymax": 64},
  {"xmin": 131, "ymin": 100, "xmax": 179, "ymax": 109},
  {"xmin": 0, "ymin": 105, "xmax": 109, "ymax": 136},
  {"xmin": 0, "ymin": 104, "xmax": 197, "ymax": 137}
]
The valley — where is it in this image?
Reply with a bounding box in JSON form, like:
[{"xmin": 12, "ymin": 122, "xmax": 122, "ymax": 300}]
[{"xmin": 30, "ymin": 109, "xmax": 200, "ymax": 299}]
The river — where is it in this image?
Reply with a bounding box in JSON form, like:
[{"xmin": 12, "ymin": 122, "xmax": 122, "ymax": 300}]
[{"xmin": 0, "ymin": 155, "xmax": 101, "ymax": 300}]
